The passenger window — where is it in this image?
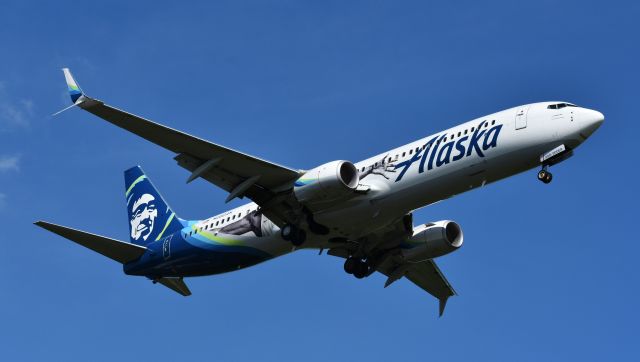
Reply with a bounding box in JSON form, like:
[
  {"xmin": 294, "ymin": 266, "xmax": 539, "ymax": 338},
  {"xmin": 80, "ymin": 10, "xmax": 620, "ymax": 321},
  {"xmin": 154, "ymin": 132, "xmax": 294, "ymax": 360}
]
[
  {"xmin": 491, "ymin": 120, "xmax": 495, "ymax": 125},
  {"xmin": 484, "ymin": 123, "xmax": 488, "ymax": 128},
  {"xmin": 464, "ymin": 130, "xmax": 468, "ymax": 135},
  {"xmin": 457, "ymin": 132, "xmax": 461, "ymax": 137},
  {"xmin": 471, "ymin": 127, "xmax": 475, "ymax": 132},
  {"xmin": 402, "ymin": 152, "xmax": 406, "ymax": 157},
  {"xmin": 409, "ymin": 149, "xmax": 413, "ymax": 155}
]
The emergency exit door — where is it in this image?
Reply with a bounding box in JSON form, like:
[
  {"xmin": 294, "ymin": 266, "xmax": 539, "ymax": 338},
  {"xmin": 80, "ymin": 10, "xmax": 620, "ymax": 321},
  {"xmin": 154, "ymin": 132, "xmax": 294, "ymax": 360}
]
[{"xmin": 515, "ymin": 106, "xmax": 529, "ymax": 130}]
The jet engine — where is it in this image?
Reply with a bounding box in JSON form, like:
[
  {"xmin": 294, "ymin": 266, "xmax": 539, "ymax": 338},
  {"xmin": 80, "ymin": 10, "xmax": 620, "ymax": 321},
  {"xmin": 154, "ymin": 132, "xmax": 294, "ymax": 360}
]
[
  {"xmin": 401, "ymin": 220, "xmax": 464, "ymax": 262},
  {"xmin": 293, "ymin": 160, "xmax": 359, "ymax": 204}
]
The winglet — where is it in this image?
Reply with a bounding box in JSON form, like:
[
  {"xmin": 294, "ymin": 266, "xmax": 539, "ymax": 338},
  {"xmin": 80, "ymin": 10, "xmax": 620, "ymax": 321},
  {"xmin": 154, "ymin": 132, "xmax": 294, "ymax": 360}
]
[
  {"xmin": 62, "ymin": 68, "xmax": 84, "ymax": 103},
  {"xmin": 53, "ymin": 68, "xmax": 88, "ymax": 116},
  {"xmin": 438, "ymin": 297, "xmax": 449, "ymax": 317}
]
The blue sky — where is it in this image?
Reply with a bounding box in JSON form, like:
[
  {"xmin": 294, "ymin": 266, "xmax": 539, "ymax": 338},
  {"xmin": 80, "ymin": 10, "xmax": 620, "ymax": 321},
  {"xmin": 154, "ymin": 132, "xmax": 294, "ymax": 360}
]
[{"xmin": 1, "ymin": 1, "xmax": 638, "ymax": 361}]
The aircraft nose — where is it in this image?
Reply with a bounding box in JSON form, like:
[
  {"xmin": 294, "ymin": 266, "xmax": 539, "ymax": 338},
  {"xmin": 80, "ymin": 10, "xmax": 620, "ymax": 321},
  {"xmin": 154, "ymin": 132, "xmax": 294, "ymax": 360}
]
[{"xmin": 580, "ymin": 108, "xmax": 604, "ymax": 138}]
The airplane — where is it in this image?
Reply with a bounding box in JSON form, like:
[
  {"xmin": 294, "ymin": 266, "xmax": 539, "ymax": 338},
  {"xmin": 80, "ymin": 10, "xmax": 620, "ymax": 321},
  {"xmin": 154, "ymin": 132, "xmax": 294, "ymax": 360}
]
[{"xmin": 35, "ymin": 68, "xmax": 604, "ymax": 316}]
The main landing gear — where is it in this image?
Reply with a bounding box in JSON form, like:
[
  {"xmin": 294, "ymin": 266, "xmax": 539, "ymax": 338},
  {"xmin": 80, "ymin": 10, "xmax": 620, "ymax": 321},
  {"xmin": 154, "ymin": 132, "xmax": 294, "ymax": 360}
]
[
  {"xmin": 343, "ymin": 257, "xmax": 370, "ymax": 279},
  {"xmin": 537, "ymin": 166, "xmax": 553, "ymax": 184},
  {"xmin": 281, "ymin": 224, "xmax": 307, "ymax": 246}
]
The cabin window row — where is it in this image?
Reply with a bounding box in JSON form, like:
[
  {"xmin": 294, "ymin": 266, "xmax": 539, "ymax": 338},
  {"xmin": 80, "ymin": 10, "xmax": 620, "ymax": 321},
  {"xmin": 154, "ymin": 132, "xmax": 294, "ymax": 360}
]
[
  {"xmin": 184, "ymin": 208, "xmax": 256, "ymax": 237},
  {"xmin": 359, "ymin": 120, "xmax": 496, "ymax": 172}
]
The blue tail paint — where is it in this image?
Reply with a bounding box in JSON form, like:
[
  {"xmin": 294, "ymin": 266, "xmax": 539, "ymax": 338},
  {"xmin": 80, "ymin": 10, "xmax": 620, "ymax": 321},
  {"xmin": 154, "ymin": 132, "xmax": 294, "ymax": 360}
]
[{"xmin": 124, "ymin": 166, "xmax": 184, "ymax": 246}]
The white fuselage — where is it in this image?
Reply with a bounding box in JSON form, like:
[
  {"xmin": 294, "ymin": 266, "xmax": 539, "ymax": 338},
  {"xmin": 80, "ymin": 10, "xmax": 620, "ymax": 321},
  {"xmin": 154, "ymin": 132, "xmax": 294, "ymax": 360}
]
[{"xmin": 192, "ymin": 101, "xmax": 604, "ymax": 262}]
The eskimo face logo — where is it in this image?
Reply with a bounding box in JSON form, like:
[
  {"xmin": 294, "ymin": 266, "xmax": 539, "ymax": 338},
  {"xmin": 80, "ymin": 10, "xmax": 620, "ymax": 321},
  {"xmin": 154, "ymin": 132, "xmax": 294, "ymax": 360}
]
[{"xmin": 130, "ymin": 193, "xmax": 158, "ymax": 241}]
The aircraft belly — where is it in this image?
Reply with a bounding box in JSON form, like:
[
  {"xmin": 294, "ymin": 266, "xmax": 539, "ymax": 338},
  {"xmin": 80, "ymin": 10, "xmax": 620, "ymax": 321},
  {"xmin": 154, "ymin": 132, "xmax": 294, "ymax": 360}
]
[
  {"xmin": 155, "ymin": 251, "xmax": 273, "ymax": 277},
  {"xmin": 126, "ymin": 233, "xmax": 291, "ymax": 278}
]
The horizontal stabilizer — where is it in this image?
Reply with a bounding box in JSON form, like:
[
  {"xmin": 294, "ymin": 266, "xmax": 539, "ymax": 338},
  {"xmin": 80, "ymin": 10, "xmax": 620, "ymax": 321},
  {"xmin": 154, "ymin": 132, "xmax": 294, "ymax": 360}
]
[
  {"xmin": 156, "ymin": 277, "xmax": 191, "ymax": 296},
  {"xmin": 34, "ymin": 221, "xmax": 147, "ymax": 264}
]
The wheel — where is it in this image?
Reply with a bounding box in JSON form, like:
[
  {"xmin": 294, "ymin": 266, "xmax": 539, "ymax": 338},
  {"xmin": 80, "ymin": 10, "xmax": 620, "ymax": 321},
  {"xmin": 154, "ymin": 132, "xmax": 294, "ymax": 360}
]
[
  {"xmin": 280, "ymin": 224, "xmax": 293, "ymax": 241},
  {"xmin": 291, "ymin": 229, "xmax": 306, "ymax": 246},
  {"xmin": 543, "ymin": 172, "xmax": 553, "ymax": 184},
  {"xmin": 353, "ymin": 260, "xmax": 369, "ymax": 279},
  {"xmin": 537, "ymin": 169, "xmax": 548, "ymax": 182},
  {"xmin": 344, "ymin": 257, "xmax": 357, "ymax": 274}
]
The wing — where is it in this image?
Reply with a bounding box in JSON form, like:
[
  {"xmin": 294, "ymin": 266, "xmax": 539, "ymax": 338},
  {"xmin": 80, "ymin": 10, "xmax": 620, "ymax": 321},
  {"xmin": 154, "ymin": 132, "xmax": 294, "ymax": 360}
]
[
  {"xmin": 387, "ymin": 260, "xmax": 456, "ymax": 317},
  {"xmin": 59, "ymin": 69, "xmax": 302, "ymax": 225},
  {"xmin": 329, "ymin": 246, "xmax": 456, "ymax": 316},
  {"xmin": 371, "ymin": 254, "xmax": 456, "ymax": 317},
  {"xmin": 328, "ymin": 214, "xmax": 456, "ymax": 316}
]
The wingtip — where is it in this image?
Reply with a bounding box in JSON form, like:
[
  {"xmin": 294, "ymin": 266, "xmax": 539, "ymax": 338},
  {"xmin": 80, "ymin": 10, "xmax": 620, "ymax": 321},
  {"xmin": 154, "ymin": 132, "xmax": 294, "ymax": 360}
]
[
  {"xmin": 61, "ymin": 67, "xmax": 84, "ymax": 103},
  {"xmin": 438, "ymin": 297, "xmax": 449, "ymax": 317}
]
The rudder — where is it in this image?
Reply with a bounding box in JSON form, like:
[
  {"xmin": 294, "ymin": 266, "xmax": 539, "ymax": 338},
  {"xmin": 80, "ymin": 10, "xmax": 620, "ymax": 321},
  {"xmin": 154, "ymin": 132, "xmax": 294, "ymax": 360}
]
[{"xmin": 125, "ymin": 166, "xmax": 184, "ymax": 245}]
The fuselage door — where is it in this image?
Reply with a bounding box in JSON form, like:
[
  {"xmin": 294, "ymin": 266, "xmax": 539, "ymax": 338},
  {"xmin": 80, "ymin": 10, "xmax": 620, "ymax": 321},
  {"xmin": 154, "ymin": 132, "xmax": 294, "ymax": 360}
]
[
  {"xmin": 162, "ymin": 235, "xmax": 172, "ymax": 260},
  {"xmin": 515, "ymin": 106, "xmax": 529, "ymax": 130}
]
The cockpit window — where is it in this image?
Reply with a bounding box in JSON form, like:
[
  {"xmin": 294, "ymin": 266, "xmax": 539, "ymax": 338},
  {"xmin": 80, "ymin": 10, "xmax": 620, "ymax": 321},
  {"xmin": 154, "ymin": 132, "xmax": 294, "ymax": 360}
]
[{"xmin": 548, "ymin": 103, "xmax": 577, "ymax": 109}]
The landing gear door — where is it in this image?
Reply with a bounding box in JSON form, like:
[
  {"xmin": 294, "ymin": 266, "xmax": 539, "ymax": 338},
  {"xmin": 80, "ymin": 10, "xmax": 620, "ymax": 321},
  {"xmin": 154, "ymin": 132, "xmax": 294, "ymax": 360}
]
[{"xmin": 515, "ymin": 106, "xmax": 529, "ymax": 130}]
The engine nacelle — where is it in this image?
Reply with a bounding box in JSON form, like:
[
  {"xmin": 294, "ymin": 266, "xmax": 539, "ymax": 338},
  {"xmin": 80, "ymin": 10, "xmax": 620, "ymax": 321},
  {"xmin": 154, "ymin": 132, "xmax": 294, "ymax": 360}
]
[
  {"xmin": 293, "ymin": 160, "xmax": 359, "ymax": 204},
  {"xmin": 401, "ymin": 220, "xmax": 464, "ymax": 262}
]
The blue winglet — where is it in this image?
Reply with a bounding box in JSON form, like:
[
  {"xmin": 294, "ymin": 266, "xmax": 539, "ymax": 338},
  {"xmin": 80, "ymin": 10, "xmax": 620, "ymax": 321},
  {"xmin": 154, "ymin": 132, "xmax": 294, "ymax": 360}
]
[{"xmin": 62, "ymin": 68, "xmax": 83, "ymax": 103}]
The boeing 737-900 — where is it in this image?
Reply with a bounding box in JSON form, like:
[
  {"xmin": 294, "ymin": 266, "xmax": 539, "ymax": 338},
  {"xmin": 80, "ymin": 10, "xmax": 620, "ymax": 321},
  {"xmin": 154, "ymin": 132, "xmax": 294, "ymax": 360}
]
[{"xmin": 35, "ymin": 68, "xmax": 604, "ymax": 315}]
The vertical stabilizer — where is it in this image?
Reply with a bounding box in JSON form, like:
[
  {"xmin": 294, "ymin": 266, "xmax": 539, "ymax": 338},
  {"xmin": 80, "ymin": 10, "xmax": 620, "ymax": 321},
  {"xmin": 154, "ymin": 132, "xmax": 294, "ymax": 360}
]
[{"xmin": 124, "ymin": 166, "xmax": 184, "ymax": 245}]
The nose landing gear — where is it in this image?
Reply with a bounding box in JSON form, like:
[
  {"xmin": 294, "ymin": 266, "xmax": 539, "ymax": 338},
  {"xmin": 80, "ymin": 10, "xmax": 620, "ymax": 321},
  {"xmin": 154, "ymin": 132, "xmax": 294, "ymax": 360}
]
[{"xmin": 537, "ymin": 167, "xmax": 553, "ymax": 184}]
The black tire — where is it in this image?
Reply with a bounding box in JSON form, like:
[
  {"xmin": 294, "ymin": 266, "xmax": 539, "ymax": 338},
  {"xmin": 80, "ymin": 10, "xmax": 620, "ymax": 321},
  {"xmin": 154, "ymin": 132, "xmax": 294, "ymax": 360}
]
[
  {"xmin": 543, "ymin": 172, "xmax": 553, "ymax": 184},
  {"xmin": 353, "ymin": 261, "xmax": 368, "ymax": 279},
  {"xmin": 280, "ymin": 224, "xmax": 293, "ymax": 241},
  {"xmin": 538, "ymin": 170, "xmax": 548, "ymax": 181},
  {"xmin": 344, "ymin": 258, "xmax": 357, "ymax": 274}
]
